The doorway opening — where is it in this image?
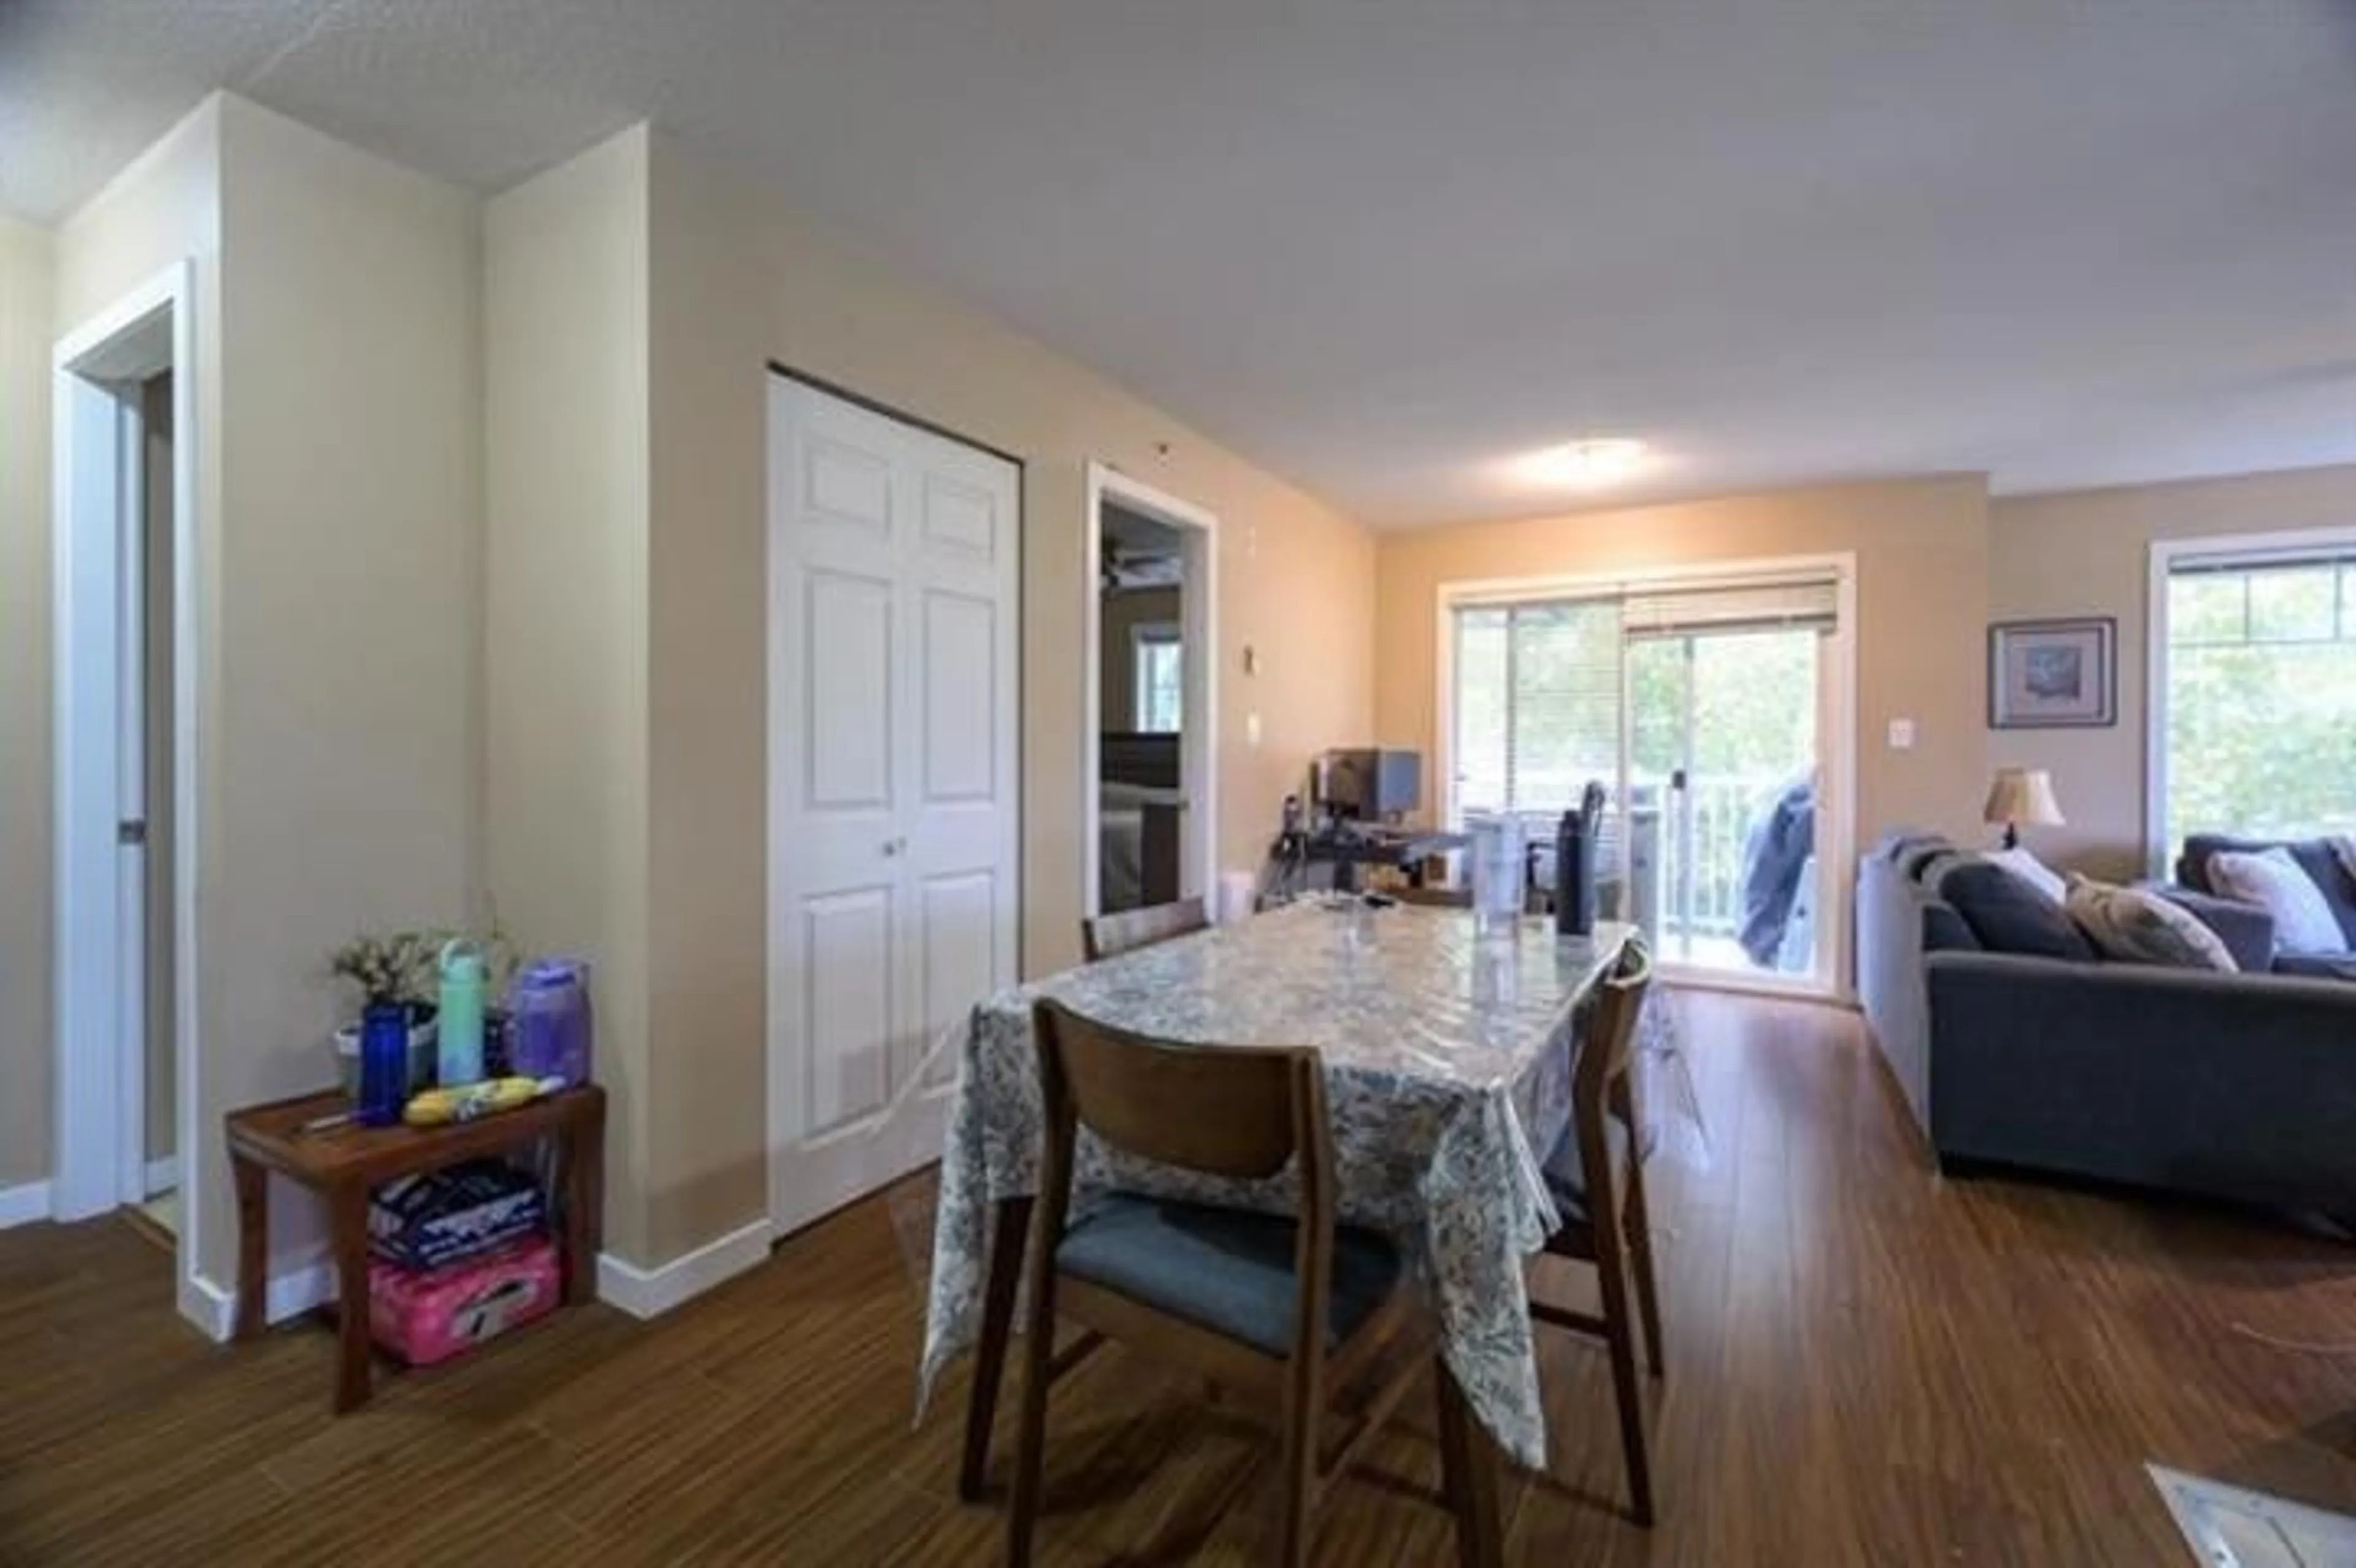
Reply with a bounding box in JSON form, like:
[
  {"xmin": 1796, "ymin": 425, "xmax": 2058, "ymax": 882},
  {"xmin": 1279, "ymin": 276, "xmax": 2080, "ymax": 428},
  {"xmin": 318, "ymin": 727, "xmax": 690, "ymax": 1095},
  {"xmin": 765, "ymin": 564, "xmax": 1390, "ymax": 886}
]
[
  {"xmin": 1083, "ymin": 463, "xmax": 1217, "ymax": 920},
  {"xmin": 53, "ymin": 263, "xmax": 199, "ymax": 1290},
  {"xmin": 1628, "ymin": 622, "xmax": 1831, "ymax": 980}
]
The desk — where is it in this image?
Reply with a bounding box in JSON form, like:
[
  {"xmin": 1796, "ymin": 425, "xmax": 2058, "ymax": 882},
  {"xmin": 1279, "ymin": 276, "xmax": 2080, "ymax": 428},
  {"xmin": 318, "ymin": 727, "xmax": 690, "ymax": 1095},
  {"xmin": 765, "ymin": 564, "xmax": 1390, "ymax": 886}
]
[
  {"xmin": 1295, "ymin": 827, "xmax": 1466, "ymax": 893},
  {"xmin": 920, "ymin": 903, "xmax": 1629, "ymax": 1561},
  {"xmin": 225, "ymin": 1084, "xmax": 606, "ymax": 1412}
]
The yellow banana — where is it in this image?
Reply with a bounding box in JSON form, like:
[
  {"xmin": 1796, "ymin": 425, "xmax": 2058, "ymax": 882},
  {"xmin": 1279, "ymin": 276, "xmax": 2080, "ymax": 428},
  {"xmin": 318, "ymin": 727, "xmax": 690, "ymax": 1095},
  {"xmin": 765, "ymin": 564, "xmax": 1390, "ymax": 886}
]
[{"xmin": 402, "ymin": 1075, "xmax": 565, "ymax": 1126}]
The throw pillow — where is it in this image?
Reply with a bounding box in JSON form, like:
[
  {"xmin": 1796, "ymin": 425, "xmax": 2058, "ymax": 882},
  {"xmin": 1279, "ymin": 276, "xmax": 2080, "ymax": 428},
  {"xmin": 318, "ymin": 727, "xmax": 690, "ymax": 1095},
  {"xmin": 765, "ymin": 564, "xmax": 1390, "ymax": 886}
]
[
  {"xmin": 1982, "ymin": 845, "xmax": 2066, "ymax": 905},
  {"xmin": 2208, "ymin": 847, "xmax": 2347, "ymax": 956},
  {"xmin": 1930, "ymin": 858, "xmax": 2098, "ymax": 961},
  {"xmin": 2332, "ymin": 835, "xmax": 2356, "ymax": 893},
  {"xmin": 2064, "ymin": 875, "xmax": 2238, "ymax": 972}
]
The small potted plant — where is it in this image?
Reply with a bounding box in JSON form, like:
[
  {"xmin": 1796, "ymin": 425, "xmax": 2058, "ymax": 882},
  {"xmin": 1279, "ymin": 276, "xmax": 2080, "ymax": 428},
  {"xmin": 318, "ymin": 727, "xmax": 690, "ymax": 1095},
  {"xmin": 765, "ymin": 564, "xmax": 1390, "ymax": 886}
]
[{"xmin": 329, "ymin": 931, "xmax": 444, "ymax": 1094}]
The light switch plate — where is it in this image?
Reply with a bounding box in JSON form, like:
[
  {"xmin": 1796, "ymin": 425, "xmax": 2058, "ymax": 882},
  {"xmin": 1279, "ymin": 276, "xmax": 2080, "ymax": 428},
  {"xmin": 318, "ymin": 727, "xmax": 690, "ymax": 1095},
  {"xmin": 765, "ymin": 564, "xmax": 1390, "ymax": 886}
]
[
  {"xmin": 1246, "ymin": 711, "xmax": 1263, "ymax": 747},
  {"xmin": 1887, "ymin": 718, "xmax": 1916, "ymax": 750}
]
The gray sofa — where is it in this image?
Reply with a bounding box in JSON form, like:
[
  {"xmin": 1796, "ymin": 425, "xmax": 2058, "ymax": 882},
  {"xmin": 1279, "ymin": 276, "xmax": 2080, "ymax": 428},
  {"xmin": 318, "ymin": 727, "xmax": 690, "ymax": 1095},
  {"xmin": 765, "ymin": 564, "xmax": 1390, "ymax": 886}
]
[{"xmin": 1857, "ymin": 832, "xmax": 2356, "ymax": 1214}]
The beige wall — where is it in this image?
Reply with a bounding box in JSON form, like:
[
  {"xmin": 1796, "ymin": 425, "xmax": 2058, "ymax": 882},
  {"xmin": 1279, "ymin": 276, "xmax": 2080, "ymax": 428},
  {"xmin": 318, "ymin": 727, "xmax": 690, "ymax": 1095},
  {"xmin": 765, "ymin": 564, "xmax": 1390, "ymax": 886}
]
[
  {"xmin": 1988, "ymin": 464, "xmax": 2356, "ymax": 882},
  {"xmin": 1100, "ymin": 586, "xmax": 1182, "ymax": 732},
  {"xmin": 484, "ymin": 128, "xmax": 655, "ymax": 1265},
  {"xmin": 191, "ymin": 96, "xmax": 485, "ymax": 1289},
  {"xmin": 638, "ymin": 129, "xmax": 1376, "ymax": 1261},
  {"xmin": 49, "ymin": 95, "xmax": 483, "ymax": 1291},
  {"xmin": 0, "ymin": 217, "xmax": 55, "ymax": 1188},
  {"xmin": 1376, "ymin": 475, "xmax": 1994, "ymax": 862}
]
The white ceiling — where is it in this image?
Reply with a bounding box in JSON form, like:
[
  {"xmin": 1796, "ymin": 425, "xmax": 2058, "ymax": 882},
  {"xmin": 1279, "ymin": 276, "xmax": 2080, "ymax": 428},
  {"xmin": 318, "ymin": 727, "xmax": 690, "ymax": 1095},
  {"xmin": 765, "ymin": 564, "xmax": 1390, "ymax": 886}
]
[{"xmin": 6, "ymin": 0, "xmax": 2354, "ymax": 528}]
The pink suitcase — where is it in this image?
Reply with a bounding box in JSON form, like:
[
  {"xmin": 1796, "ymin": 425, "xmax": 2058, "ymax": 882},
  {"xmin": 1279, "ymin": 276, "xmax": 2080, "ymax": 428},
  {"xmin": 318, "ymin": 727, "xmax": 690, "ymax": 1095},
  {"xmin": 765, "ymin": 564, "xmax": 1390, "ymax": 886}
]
[{"xmin": 368, "ymin": 1234, "xmax": 559, "ymax": 1366}]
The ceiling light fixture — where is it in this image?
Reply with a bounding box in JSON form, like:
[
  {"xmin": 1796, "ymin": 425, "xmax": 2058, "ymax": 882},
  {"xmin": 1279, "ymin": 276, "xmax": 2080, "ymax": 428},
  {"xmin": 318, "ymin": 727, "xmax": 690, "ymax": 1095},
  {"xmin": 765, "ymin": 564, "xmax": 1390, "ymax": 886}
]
[{"xmin": 1509, "ymin": 437, "xmax": 1649, "ymax": 488}]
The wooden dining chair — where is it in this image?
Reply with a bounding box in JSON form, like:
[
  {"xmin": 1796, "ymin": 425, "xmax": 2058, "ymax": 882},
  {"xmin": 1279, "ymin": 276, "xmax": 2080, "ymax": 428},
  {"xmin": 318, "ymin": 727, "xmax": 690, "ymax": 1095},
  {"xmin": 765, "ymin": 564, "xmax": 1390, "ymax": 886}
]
[
  {"xmin": 1007, "ymin": 999, "xmax": 1484, "ymax": 1567},
  {"xmin": 1528, "ymin": 936, "xmax": 1666, "ymax": 1525},
  {"xmin": 1081, "ymin": 895, "xmax": 1209, "ymax": 961}
]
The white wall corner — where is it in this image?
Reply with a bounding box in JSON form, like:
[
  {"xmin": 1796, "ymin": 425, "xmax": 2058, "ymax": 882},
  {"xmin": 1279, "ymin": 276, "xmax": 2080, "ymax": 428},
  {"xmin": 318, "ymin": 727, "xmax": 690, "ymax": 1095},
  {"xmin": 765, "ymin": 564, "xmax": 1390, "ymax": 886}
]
[
  {"xmin": 0, "ymin": 1181, "xmax": 53, "ymax": 1231},
  {"xmin": 596, "ymin": 1220, "xmax": 774, "ymax": 1321}
]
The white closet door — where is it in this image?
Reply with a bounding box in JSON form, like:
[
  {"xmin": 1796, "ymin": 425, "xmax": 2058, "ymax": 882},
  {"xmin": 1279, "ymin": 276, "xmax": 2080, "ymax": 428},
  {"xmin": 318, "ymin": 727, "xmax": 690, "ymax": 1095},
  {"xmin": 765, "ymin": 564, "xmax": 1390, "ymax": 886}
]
[{"xmin": 768, "ymin": 377, "xmax": 1018, "ymax": 1237}]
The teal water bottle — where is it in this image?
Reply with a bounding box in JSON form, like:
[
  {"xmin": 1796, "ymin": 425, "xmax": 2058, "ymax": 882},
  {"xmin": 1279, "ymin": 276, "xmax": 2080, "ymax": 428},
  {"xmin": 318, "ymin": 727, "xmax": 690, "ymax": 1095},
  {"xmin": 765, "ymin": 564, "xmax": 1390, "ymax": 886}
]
[{"xmin": 437, "ymin": 939, "xmax": 487, "ymax": 1087}]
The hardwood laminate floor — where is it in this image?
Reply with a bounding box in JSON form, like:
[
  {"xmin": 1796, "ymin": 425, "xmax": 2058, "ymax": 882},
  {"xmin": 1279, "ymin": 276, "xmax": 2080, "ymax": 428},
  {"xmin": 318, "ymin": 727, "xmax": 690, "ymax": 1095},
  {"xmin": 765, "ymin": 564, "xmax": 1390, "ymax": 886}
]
[{"xmin": 4, "ymin": 991, "xmax": 2354, "ymax": 1565}]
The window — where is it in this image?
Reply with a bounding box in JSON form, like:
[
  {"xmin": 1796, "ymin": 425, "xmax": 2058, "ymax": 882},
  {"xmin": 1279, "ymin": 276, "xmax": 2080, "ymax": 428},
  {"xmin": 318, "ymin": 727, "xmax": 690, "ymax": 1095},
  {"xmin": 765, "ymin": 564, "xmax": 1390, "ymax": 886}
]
[
  {"xmin": 2157, "ymin": 540, "xmax": 2356, "ymax": 852},
  {"xmin": 1449, "ymin": 599, "xmax": 1624, "ymax": 822},
  {"xmin": 1132, "ymin": 624, "xmax": 1182, "ymax": 733}
]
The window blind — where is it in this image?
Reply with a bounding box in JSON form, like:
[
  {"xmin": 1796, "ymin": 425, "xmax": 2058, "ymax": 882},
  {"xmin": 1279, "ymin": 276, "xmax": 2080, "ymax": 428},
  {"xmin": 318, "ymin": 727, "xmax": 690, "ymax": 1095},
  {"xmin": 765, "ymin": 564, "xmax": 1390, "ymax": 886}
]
[
  {"xmin": 1451, "ymin": 598, "xmax": 1623, "ymax": 821},
  {"xmin": 1621, "ymin": 577, "xmax": 1838, "ymax": 637}
]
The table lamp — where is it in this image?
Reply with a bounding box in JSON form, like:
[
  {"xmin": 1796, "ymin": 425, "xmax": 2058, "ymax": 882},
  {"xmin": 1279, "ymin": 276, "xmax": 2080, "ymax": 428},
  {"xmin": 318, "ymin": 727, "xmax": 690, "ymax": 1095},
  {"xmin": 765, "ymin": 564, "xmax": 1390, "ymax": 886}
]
[{"xmin": 1984, "ymin": 767, "xmax": 2063, "ymax": 850}]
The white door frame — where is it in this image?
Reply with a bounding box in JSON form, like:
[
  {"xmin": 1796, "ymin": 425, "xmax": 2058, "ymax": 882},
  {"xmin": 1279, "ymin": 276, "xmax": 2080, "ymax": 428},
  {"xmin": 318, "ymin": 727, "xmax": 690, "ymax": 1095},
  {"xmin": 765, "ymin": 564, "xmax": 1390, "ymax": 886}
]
[
  {"xmin": 1081, "ymin": 461, "xmax": 1219, "ymax": 917},
  {"xmin": 1432, "ymin": 551, "xmax": 1860, "ymax": 1003},
  {"xmin": 52, "ymin": 258, "xmax": 201, "ymax": 1282}
]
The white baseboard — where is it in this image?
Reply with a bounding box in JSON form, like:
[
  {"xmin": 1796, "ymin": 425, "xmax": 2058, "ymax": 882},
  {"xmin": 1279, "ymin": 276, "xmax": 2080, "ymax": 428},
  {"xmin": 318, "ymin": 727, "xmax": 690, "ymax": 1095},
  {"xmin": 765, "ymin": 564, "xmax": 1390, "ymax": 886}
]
[
  {"xmin": 145, "ymin": 1156, "xmax": 179, "ymax": 1196},
  {"xmin": 181, "ymin": 1261, "xmax": 339, "ymax": 1343},
  {"xmin": 0, "ymin": 1180, "xmax": 52, "ymax": 1231},
  {"xmin": 597, "ymin": 1219, "xmax": 774, "ymax": 1320}
]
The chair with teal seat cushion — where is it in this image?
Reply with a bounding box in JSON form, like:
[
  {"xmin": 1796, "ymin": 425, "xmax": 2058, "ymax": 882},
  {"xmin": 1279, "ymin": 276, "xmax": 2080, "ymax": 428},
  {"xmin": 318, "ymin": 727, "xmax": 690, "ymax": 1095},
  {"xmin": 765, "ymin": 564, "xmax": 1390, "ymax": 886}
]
[
  {"xmin": 1056, "ymin": 1194, "xmax": 1403, "ymax": 1357},
  {"xmin": 1006, "ymin": 998, "xmax": 1491, "ymax": 1568}
]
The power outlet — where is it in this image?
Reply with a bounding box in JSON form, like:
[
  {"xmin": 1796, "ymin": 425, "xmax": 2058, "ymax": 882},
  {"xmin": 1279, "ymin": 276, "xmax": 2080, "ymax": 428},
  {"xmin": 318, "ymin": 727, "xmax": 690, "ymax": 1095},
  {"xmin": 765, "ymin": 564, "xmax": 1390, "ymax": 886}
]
[{"xmin": 1887, "ymin": 718, "xmax": 1916, "ymax": 751}]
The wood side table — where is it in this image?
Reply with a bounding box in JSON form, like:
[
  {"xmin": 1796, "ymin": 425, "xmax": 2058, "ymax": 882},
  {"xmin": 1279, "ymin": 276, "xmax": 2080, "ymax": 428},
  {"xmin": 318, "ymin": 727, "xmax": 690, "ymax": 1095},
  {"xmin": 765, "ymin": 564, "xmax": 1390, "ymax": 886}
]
[{"xmin": 225, "ymin": 1083, "xmax": 606, "ymax": 1412}]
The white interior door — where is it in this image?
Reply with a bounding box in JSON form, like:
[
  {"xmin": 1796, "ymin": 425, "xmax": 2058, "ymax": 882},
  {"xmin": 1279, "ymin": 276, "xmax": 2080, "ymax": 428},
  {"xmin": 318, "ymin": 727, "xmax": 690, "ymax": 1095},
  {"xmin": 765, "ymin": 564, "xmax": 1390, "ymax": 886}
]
[{"xmin": 767, "ymin": 377, "xmax": 1018, "ymax": 1237}]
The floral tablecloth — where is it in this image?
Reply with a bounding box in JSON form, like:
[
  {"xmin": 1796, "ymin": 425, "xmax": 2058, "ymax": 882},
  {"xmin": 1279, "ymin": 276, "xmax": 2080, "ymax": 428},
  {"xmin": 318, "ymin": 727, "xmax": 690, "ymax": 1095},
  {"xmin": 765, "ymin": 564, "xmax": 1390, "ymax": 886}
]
[{"xmin": 917, "ymin": 900, "xmax": 1633, "ymax": 1469}]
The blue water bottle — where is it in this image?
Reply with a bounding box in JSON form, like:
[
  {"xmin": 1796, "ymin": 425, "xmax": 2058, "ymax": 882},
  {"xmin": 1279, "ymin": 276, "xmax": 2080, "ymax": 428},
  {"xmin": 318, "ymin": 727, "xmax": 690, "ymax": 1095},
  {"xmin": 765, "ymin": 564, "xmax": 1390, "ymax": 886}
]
[
  {"xmin": 357, "ymin": 1002, "xmax": 410, "ymax": 1127},
  {"xmin": 437, "ymin": 939, "xmax": 487, "ymax": 1088}
]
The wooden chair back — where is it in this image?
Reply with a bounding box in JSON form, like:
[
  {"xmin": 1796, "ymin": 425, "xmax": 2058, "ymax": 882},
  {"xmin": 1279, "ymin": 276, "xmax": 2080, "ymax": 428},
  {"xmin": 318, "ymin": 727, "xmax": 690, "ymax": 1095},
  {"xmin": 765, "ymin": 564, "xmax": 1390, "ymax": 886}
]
[
  {"xmin": 1574, "ymin": 935, "xmax": 1655, "ymax": 1126},
  {"xmin": 1569, "ymin": 936, "xmax": 1655, "ymax": 1213},
  {"xmin": 1031, "ymin": 999, "xmax": 1323, "ymax": 1183},
  {"xmin": 1082, "ymin": 896, "xmax": 1210, "ymax": 962}
]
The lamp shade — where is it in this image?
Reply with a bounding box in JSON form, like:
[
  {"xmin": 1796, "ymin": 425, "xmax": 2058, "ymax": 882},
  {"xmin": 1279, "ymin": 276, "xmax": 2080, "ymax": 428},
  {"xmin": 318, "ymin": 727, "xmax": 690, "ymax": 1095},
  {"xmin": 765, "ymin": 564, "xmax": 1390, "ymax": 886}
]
[{"xmin": 1984, "ymin": 767, "xmax": 2065, "ymax": 828}]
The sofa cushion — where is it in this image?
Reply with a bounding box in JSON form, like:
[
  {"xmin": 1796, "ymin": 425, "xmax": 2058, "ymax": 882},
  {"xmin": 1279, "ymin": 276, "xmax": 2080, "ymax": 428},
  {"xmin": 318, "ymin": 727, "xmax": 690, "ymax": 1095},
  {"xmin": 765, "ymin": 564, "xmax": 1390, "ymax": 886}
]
[
  {"xmin": 2272, "ymin": 952, "xmax": 2356, "ymax": 983},
  {"xmin": 2210, "ymin": 847, "xmax": 2347, "ymax": 956},
  {"xmin": 2065, "ymin": 876, "xmax": 2238, "ymax": 972},
  {"xmin": 1920, "ymin": 903, "xmax": 1982, "ymax": 953},
  {"xmin": 2147, "ymin": 885, "xmax": 2277, "ymax": 974},
  {"xmin": 1930, "ymin": 859, "xmax": 2097, "ymax": 961},
  {"xmin": 1903, "ymin": 844, "xmax": 1961, "ymax": 882},
  {"xmin": 2182, "ymin": 834, "xmax": 2356, "ymax": 947},
  {"xmin": 1057, "ymin": 1193, "xmax": 1402, "ymax": 1355},
  {"xmin": 1984, "ymin": 845, "xmax": 2066, "ymax": 905}
]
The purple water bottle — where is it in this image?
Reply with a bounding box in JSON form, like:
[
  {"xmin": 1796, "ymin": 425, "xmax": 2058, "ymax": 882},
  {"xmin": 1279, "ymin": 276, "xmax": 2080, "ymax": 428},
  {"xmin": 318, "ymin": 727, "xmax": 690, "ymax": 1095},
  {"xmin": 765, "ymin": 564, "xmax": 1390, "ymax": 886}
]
[
  {"xmin": 509, "ymin": 958, "xmax": 593, "ymax": 1086},
  {"xmin": 357, "ymin": 1001, "xmax": 410, "ymax": 1127}
]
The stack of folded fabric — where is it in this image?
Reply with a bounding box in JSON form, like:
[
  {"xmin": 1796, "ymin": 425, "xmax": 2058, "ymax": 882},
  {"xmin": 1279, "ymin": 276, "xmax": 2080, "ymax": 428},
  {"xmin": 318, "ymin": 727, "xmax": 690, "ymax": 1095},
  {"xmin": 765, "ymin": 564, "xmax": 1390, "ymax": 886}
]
[{"xmin": 366, "ymin": 1159, "xmax": 560, "ymax": 1366}]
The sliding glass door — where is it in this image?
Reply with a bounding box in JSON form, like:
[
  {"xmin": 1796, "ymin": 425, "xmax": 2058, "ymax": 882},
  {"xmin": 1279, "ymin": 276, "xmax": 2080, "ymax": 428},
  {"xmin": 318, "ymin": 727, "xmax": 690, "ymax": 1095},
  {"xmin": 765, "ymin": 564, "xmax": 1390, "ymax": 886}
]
[
  {"xmin": 1449, "ymin": 570, "xmax": 1844, "ymax": 994},
  {"xmin": 1628, "ymin": 625, "xmax": 1825, "ymax": 978}
]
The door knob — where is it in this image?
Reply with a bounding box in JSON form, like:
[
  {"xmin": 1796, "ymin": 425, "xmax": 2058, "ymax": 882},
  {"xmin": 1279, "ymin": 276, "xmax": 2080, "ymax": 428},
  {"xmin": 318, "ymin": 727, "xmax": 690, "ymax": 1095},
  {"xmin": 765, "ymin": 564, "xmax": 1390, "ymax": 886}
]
[{"xmin": 882, "ymin": 839, "xmax": 901, "ymax": 857}]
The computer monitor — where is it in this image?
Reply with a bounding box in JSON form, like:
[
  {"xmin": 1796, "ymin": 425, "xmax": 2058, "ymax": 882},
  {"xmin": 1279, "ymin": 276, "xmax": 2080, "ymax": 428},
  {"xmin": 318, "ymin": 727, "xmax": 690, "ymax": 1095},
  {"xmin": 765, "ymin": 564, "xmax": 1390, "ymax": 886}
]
[{"xmin": 1316, "ymin": 748, "xmax": 1422, "ymax": 820}]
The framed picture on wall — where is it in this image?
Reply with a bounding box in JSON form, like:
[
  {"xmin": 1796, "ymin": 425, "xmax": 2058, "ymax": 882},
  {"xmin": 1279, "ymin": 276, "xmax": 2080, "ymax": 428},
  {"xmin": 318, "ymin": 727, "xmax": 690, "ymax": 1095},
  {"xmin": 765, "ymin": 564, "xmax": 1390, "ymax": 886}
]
[{"xmin": 1988, "ymin": 617, "xmax": 2116, "ymax": 728}]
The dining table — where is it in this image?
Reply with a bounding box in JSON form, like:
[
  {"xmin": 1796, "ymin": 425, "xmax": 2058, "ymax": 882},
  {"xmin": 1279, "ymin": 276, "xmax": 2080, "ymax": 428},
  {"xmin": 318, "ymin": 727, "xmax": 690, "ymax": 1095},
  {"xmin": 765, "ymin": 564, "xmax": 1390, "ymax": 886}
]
[{"xmin": 917, "ymin": 896, "xmax": 1636, "ymax": 1549}]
